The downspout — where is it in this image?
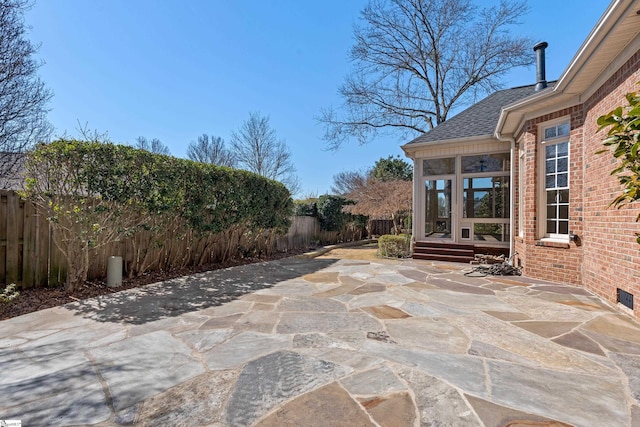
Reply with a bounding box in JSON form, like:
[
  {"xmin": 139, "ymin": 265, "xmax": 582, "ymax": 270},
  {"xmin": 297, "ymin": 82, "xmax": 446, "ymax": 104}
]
[
  {"xmin": 495, "ymin": 131, "xmax": 516, "ymax": 262},
  {"xmin": 508, "ymin": 137, "xmax": 515, "ymax": 263},
  {"xmin": 411, "ymin": 158, "xmax": 418, "ymax": 252}
]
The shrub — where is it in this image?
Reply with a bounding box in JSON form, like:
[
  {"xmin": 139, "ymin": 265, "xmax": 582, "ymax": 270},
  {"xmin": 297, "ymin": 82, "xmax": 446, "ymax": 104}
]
[
  {"xmin": 377, "ymin": 234, "xmax": 411, "ymax": 258},
  {"xmin": 317, "ymin": 195, "xmax": 348, "ymax": 231},
  {"xmin": 0, "ymin": 284, "xmax": 19, "ymax": 304},
  {"xmin": 22, "ymin": 139, "xmax": 293, "ymax": 290},
  {"xmin": 597, "ymin": 83, "xmax": 640, "ymax": 244},
  {"xmin": 293, "ymin": 199, "xmax": 318, "ymax": 217}
]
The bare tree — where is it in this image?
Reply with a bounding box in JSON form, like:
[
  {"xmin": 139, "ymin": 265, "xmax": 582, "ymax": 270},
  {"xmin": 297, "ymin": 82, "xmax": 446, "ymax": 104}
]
[
  {"xmin": 331, "ymin": 169, "xmax": 368, "ymax": 196},
  {"xmin": 332, "ymin": 155, "xmax": 411, "ymax": 196},
  {"xmin": 187, "ymin": 133, "xmax": 235, "ymax": 167},
  {"xmin": 319, "ymin": 0, "xmax": 533, "ymax": 148},
  {"xmin": 230, "ymin": 111, "xmax": 300, "ymax": 195},
  {"xmin": 135, "ymin": 136, "xmax": 170, "ymax": 155},
  {"xmin": 0, "ymin": 0, "xmax": 52, "ymax": 189},
  {"xmin": 343, "ymin": 177, "xmax": 412, "ymax": 234}
]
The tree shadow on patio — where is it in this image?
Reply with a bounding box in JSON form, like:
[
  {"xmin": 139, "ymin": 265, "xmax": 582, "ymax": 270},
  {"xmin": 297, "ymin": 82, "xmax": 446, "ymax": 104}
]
[{"xmin": 65, "ymin": 257, "xmax": 338, "ymax": 325}]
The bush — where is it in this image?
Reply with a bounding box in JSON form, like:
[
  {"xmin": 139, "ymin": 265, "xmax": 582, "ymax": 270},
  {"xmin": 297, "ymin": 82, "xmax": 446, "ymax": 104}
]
[
  {"xmin": 378, "ymin": 234, "xmax": 411, "ymax": 258},
  {"xmin": 317, "ymin": 195, "xmax": 348, "ymax": 231},
  {"xmin": 597, "ymin": 83, "xmax": 640, "ymax": 244},
  {"xmin": 293, "ymin": 199, "xmax": 318, "ymax": 217},
  {"xmin": 0, "ymin": 284, "xmax": 19, "ymax": 304},
  {"xmin": 23, "ymin": 140, "xmax": 294, "ymax": 290}
]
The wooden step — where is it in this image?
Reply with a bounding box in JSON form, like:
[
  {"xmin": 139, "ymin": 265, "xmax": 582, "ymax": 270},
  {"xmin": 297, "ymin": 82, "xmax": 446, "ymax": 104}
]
[
  {"xmin": 412, "ymin": 253, "xmax": 475, "ymax": 263},
  {"xmin": 412, "ymin": 241, "xmax": 475, "ymax": 263},
  {"xmin": 414, "ymin": 241, "xmax": 475, "ymax": 250},
  {"xmin": 413, "ymin": 247, "xmax": 473, "ymax": 256}
]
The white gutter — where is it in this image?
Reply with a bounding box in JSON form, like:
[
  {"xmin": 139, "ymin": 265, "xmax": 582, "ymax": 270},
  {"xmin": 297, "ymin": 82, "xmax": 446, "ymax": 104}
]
[
  {"xmin": 495, "ymin": 131, "xmax": 516, "ymax": 261},
  {"xmin": 411, "ymin": 158, "xmax": 418, "ymax": 247},
  {"xmin": 554, "ymin": 0, "xmax": 623, "ymax": 93},
  {"xmin": 496, "ymin": 0, "xmax": 636, "ymax": 137},
  {"xmin": 401, "ymin": 134, "xmax": 492, "ymax": 156}
]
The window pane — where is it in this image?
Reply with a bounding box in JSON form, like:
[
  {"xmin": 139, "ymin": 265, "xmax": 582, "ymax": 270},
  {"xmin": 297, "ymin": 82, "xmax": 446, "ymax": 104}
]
[
  {"xmin": 547, "ymin": 220, "xmax": 557, "ymax": 234},
  {"xmin": 474, "ymin": 191, "xmax": 490, "ymax": 218},
  {"xmin": 545, "ymin": 144, "xmax": 555, "ymax": 158},
  {"xmin": 557, "ymin": 157, "xmax": 568, "ymax": 172},
  {"xmin": 547, "ymin": 205, "xmax": 556, "ymax": 219},
  {"xmin": 559, "ymin": 205, "xmax": 569, "ymax": 220},
  {"xmin": 546, "ymin": 174, "xmax": 555, "ymax": 189},
  {"xmin": 546, "ymin": 160, "xmax": 555, "ymax": 174},
  {"xmin": 559, "ymin": 221, "xmax": 569, "ymax": 235},
  {"xmin": 463, "ymin": 177, "xmax": 509, "ymax": 219},
  {"xmin": 558, "ymin": 189, "xmax": 569, "ymax": 203},
  {"xmin": 423, "ymin": 158, "xmax": 455, "ymax": 175},
  {"xmin": 425, "ymin": 179, "xmax": 452, "ymax": 237},
  {"xmin": 557, "ymin": 123, "xmax": 570, "ymax": 137},
  {"xmin": 464, "ymin": 177, "xmax": 493, "ymax": 189},
  {"xmin": 461, "ymin": 153, "xmax": 510, "ymax": 173},
  {"xmin": 557, "ymin": 142, "xmax": 569, "ymax": 156},
  {"xmin": 545, "ymin": 127, "xmax": 557, "ymax": 139},
  {"xmin": 557, "ymin": 173, "xmax": 568, "ymax": 188},
  {"xmin": 474, "ymin": 223, "xmax": 508, "ymax": 242},
  {"xmin": 547, "ymin": 191, "xmax": 556, "ymax": 204}
]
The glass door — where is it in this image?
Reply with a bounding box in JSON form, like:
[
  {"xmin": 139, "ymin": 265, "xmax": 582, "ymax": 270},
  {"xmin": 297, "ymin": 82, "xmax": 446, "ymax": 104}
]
[{"xmin": 424, "ymin": 178, "xmax": 454, "ymax": 240}]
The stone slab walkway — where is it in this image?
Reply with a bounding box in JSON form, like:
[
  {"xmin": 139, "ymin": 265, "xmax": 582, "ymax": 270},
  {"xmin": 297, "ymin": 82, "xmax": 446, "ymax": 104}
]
[{"xmin": 1, "ymin": 248, "xmax": 640, "ymax": 426}]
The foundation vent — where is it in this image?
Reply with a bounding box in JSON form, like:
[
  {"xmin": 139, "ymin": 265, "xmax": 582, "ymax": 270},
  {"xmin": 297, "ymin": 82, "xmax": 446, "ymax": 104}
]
[{"xmin": 617, "ymin": 288, "xmax": 634, "ymax": 310}]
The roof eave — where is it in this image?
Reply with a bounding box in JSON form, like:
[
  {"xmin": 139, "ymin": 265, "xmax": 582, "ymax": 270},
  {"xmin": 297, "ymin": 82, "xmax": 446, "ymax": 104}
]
[
  {"xmin": 496, "ymin": 0, "xmax": 640, "ymax": 139},
  {"xmin": 495, "ymin": 89, "xmax": 565, "ymax": 137},
  {"xmin": 402, "ymin": 134, "xmax": 495, "ymax": 157}
]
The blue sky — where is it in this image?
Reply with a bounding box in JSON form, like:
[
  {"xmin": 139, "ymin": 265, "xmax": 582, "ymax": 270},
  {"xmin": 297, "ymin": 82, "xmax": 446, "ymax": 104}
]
[{"xmin": 24, "ymin": 1, "xmax": 606, "ymax": 197}]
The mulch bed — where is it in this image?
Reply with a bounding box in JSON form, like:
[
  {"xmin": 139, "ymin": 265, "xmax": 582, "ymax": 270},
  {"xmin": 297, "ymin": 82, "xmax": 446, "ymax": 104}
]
[{"xmin": 0, "ymin": 249, "xmax": 306, "ymax": 321}]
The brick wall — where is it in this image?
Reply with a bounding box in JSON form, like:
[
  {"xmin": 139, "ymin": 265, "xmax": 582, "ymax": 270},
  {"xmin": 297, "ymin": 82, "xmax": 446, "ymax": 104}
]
[
  {"xmin": 581, "ymin": 49, "xmax": 640, "ymax": 315},
  {"xmin": 514, "ymin": 106, "xmax": 584, "ymax": 286},
  {"xmin": 514, "ymin": 48, "xmax": 640, "ymax": 317}
]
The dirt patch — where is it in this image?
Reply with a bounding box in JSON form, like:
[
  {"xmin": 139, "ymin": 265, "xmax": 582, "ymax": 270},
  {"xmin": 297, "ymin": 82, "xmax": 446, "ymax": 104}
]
[{"xmin": 317, "ymin": 244, "xmax": 380, "ymax": 261}]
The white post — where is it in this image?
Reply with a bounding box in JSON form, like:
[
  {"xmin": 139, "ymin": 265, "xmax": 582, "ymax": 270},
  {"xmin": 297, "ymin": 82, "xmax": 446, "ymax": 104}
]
[{"xmin": 107, "ymin": 256, "xmax": 123, "ymax": 287}]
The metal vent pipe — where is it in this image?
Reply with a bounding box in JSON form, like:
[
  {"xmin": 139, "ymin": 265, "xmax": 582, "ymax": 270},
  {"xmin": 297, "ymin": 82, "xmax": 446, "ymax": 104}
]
[{"xmin": 533, "ymin": 41, "xmax": 548, "ymax": 91}]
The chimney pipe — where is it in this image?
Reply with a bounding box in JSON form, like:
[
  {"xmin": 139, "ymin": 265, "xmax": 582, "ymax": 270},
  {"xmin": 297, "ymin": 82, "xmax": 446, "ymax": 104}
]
[{"xmin": 533, "ymin": 41, "xmax": 548, "ymax": 91}]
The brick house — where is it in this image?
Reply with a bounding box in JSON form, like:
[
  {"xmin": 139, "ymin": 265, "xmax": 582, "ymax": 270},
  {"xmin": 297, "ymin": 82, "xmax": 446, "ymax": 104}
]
[{"xmin": 403, "ymin": 0, "xmax": 640, "ymax": 317}]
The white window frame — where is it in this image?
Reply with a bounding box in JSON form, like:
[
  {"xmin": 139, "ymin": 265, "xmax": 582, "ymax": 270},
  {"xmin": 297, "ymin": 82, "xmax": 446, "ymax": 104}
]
[
  {"xmin": 518, "ymin": 148, "xmax": 524, "ymax": 238},
  {"xmin": 537, "ymin": 117, "xmax": 570, "ymax": 242}
]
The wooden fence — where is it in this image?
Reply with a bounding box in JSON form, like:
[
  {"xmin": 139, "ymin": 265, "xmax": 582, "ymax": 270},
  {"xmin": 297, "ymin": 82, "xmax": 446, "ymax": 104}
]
[
  {"xmin": 369, "ymin": 219, "xmax": 395, "ymax": 236},
  {"xmin": 0, "ymin": 191, "xmax": 366, "ymax": 288},
  {"xmin": 0, "ymin": 191, "xmax": 67, "ymax": 288}
]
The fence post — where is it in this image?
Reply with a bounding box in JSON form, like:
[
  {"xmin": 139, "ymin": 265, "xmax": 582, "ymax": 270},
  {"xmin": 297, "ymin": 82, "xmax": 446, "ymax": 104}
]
[
  {"xmin": 22, "ymin": 201, "xmax": 35, "ymax": 288},
  {"xmin": 5, "ymin": 192, "xmax": 20, "ymax": 285}
]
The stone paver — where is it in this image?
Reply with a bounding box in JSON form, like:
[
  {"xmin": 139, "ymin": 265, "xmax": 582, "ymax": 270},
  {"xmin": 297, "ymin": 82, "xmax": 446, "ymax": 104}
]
[
  {"xmin": 1, "ymin": 249, "xmax": 640, "ymax": 426},
  {"xmin": 222, "ymin": 350, "xmax": 351, "ymax": 426},
  {"xmin": 89, "ymin": 330, "xmax": 206, "ymax": 411}
]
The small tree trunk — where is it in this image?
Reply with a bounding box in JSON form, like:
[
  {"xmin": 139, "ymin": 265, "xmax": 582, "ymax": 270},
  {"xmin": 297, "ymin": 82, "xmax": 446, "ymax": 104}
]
[
  {"xmin": 65, "ymin": 242, "xmax": 89, "ymax": 291},
  {"xmin": 392, "ymin": 214, "xmax": 402, "ymax": 235}
]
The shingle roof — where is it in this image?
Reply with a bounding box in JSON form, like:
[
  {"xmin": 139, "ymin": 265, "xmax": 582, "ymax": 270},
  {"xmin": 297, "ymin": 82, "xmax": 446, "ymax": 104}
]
[{"xmin": 405, "ymin": 83, "xmax": 553, "ymax": 145}]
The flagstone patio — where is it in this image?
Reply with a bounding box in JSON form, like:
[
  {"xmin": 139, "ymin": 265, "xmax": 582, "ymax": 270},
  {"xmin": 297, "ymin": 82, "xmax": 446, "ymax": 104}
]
[{"xmin": 0, "ymin": 246, "xmax": 638, "ymax": 426}]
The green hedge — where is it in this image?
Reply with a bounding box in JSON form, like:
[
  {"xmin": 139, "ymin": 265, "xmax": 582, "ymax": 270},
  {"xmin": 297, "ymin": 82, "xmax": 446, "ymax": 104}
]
[
  {"xmin": 26, "ymin": 140, "xmax": 293, "ymax": 234},
  {"xmin": 378, "ymin": 234, "xmax": 411, "ymax": 258},
  {"xmin": 316, "ymin": 195, "xmax": 347, "ymax": 231},
  {"xmin": 23, "ymin": 140, "xmax": 293, "ymax": 289},
  {"xmin": 293, "ymin": 199, "xmax": 318, "ymax": 217}
]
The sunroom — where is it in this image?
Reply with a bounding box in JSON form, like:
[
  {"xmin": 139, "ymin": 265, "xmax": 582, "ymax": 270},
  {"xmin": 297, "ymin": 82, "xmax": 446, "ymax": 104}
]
[
  {"xmin": 404, "ymin": 139, "xmax": 511, "ymax": 247},
  {"xmin": 402, "ymin": 84, "xmax": 541, "ymax": 259}
]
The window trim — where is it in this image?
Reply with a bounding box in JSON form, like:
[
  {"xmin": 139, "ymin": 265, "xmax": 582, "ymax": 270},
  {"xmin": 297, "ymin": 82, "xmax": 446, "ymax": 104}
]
[
  {"xmin": 518, "ymin": 148, "xmax": 524, "ymax": 238},
  {"xmin": 537, "ymin": 117, "xmax": 570, "ymax": 242}
]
